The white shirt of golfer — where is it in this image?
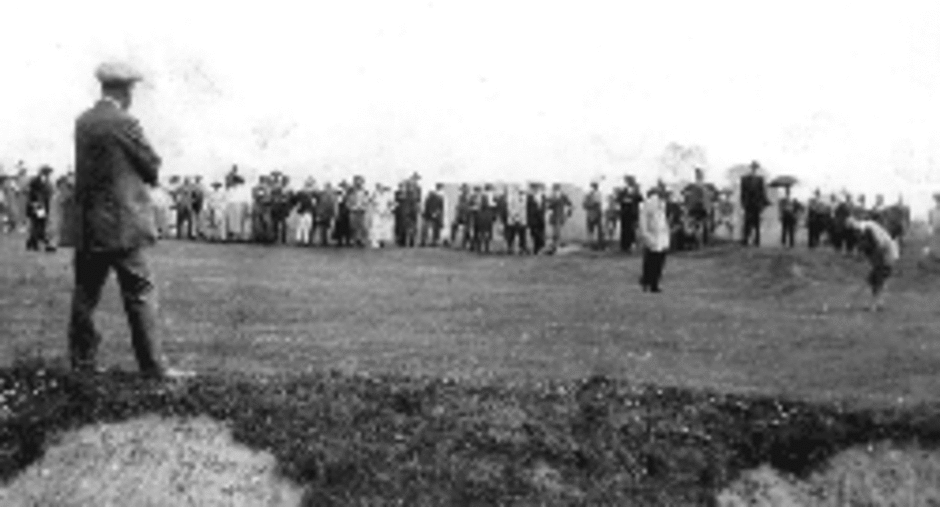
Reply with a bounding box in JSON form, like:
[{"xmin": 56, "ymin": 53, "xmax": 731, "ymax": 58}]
[{"xmin": 855, "ymin": 219, "xmax": 899, "ymax": 264}]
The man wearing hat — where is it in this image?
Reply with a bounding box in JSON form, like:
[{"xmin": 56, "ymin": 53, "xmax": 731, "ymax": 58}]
[
  {"xmin": 739, "ymin": 160, "xmax": 769, "ymax": 247},
  {"xmin": 582, "ymin": 181, "xmax": 605, "ymax": 250},
  {"xmin": 615, "ymin": 175, "xmax": 643, "ymax": 252},
  {"xmin": 526, "ymin": 182, "xmax": 547, "ymax": 254},
  {"xmin": 451, "ymin": 183, "xmax": 472, "ymax": 248},
  {"xmin": 420, "ymin": 182, "xmax": 446, "ymax": 247},
  {"xmin": 68, "ymin": 62, "xmax": 189, "ymax": 379},
  {"xmin": 546, "ymin": 182, "xmax": 572, "ymax": 253},
  {"xmin": 25, "ymin": 165, "xmax": 56, "ymax": 251}
]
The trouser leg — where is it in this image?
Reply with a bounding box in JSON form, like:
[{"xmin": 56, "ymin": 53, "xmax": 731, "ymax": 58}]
[
  {"xmin": 641, "ymin": 248, "xmax": 652, "ymax": 288},
  {"xmin": 754, "ymin": 217, "xmax": 762, "ymax": 246},
  {"xmin": 67, "ymin": 250, "xmax": 111, "ymax": 370},
  {"xmin": 651, "ymin": 251, "xmax": 667, "ymax": 289},
  {"xmin": 742, "ymin": 212, "xmax": 754, "ymax": 245},
  {"xmin": 113, "ymin": 248, "xmax": 166, "ymax": 374}
]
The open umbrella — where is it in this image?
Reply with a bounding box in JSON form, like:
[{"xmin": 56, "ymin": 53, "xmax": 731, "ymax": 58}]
[{"xmin": 768, "ymin": 175, "xmax": 799, "ymax": 188}]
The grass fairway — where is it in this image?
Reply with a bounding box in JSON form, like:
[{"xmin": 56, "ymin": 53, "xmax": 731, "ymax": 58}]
[
  {"xmin": 3, "ymin": 234, "xmax": 940, "ymax": 505},
  {"xmin": 3, "ymin": 234, "xmax": 940, "ymax": 405}
]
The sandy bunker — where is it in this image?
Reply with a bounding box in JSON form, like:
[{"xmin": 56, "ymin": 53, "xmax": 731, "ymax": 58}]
[{"xmin": 0, "ymin": 416, "xmax": 303, "ymax": 507}]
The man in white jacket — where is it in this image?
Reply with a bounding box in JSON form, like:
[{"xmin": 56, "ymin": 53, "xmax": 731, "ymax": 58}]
[{"xmin": 639, "ymin": 186, "xmax": 671, "ymax": 293}]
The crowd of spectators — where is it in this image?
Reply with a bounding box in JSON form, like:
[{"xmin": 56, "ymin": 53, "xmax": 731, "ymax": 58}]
[{"xmin": 0, "ymin": 160, "xmax": 919, "ymax": 258}]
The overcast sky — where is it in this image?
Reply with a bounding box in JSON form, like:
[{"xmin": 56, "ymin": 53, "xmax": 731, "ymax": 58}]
[{"xmin": 1, "ymin": 1, "xmax": 938, "ymax": 213}]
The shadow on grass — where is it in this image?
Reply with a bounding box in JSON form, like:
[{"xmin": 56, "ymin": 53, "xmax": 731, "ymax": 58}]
[{"xmin": 3, "ymin": 360, "xmax": 940, "ymax": 506}]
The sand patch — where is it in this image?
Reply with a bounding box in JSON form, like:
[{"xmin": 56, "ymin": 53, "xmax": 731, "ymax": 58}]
[
  {"xmin": 0, "ymin": 416, "xmax": 303, "ymax": 507},
  {"xmin": 718, "ymin": 443, "xmax": 940, "ymax": 506}
]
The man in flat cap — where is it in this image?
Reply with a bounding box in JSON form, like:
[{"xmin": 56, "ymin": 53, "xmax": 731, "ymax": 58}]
[{"xmin": 68, "ymin": 62, "xmax": 189, "ymax": 379}]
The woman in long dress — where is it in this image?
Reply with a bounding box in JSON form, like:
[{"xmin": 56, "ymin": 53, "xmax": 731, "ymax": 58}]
[
  {"xmin": 370, "ymin": 184, "xmax": 396, "ymax": 248},
  {"xmin": 225, "ymin": 181, "xmax": 253, "ymax": 242}
]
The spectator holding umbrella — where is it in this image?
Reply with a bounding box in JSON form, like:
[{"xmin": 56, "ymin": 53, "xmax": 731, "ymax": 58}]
[{"xmin": 769, "ymin": 175, "xmax": 800, "ymax": 248}]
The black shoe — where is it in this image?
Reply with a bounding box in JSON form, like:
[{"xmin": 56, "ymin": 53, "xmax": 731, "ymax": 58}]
[{"xmin": 650, "ymin": 287, "xmax": 662, "ymax": 293}]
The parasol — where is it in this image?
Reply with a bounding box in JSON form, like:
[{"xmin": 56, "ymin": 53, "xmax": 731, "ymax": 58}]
[{"xmin": 768, "ymin": 175, "xmax": 799, "ymax": 188}]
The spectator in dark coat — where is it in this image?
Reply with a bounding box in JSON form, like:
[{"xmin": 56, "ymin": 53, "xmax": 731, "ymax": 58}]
[
  {"xmin": 174, "ymin": 177, "xmax": 196, "ymax": 239},
  {"xmin": 526, "ymin": 182, "xmax": 547, "ymax": 254},
  {"xmin": 806, "ymin": 189, "xmax": 829, "ymax": 249},
  {"xmin": 778, "ymin": 187, "xmax": 801, "ymax": 248},
  {"xmin": 739, "ymin": 160, "xmax": 769, "ymax": 246},
  {"xmin": 616, "ymin": 175, "xmax": 643, "ymax": 252},
  {"xmin": 26, "ymin": 165, "xmax": 56, "ymax": 252},
  {"xmin": 421, "ymin": 183, "xmax": 445, "ymax": 246}
]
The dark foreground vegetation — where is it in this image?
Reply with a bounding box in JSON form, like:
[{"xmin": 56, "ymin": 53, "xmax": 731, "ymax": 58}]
[{"xmin": 4, "ymin": 362, "xmax": 940, "ymax": 506}]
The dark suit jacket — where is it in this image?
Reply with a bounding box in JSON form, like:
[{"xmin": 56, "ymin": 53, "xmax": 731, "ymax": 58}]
[
  {"xmin": 73, "ymin": 99, "xmax": 161, "ymax": 251},
  {"xmin": 423, "ymin": 191, "xmax": 444, "ymax": 221},
  {"xmin": 526, "ymin": 194, "xmax": 546, "ymax": 228},
  {"xmin": 27, "ymin": 176, "xmax": 53, "ymax": 219},
  {"xmin": 739, "ymin": 174, "xmax": 768, "ymax": 211}
]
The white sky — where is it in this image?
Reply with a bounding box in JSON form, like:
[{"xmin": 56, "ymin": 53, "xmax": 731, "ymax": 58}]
[{"xmin": 1, "ymin": 0, "xmax": 938, "ymax": 214}]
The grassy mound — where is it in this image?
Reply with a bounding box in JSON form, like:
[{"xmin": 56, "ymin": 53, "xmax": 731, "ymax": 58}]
[{"xmin": 3, "ymin": 362, "xmax": 940, "ymax": 505}]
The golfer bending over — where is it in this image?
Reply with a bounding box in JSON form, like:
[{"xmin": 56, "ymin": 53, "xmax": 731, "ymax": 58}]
[{"xmin": 847, "ymin": 217, "xmax": 899, "ymax": 311}]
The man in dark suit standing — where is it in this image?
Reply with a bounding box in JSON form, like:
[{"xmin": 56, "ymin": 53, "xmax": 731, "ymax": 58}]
[
  {"xmin": 420, "ymin": 182, "xmax": 445, "ymax": 246},
  {"xmin": 615, "ymin": 175, "xmax": 643, "ymax": 252},
  {"xmin": 68, "ymin": 62, "xmax": 189, "ymax": 379},
  {"xmin": 526, "ymin": 182, "xmax": 547, "ymax": 254},
  {"xmin": 739, "ymin": 160, "xmax": 769, "ymax": 246},
  {"xmin": 26, "ymin": 165, "xmax": 56, "ymax": 252}
]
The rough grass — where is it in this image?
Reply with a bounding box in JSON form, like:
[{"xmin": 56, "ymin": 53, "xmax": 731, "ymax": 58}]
[{"xmin": 4, "ymin": 363, "xmax": 940, "ymax": 505}]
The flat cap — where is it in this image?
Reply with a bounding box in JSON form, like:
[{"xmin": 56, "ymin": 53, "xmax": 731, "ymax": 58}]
[{"xmin": 95, "ymin": 62, "xmax": 143, "ymax": 85}]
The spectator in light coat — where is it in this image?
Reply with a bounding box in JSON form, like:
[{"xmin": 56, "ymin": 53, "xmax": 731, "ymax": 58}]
[{"xmin": 639, "ymin": 186, "xmax": 671, "ymax": 293}]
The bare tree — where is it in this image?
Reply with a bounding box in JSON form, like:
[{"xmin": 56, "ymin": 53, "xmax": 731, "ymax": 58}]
[{"xmin": 658, "ymin": 142, "xmax": 708, "ymax": 183}]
